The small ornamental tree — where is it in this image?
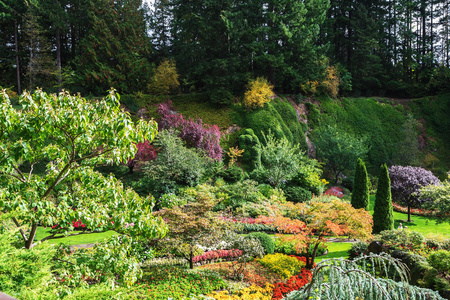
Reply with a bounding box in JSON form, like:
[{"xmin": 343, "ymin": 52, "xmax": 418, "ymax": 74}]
[
  {"xmin": 388, "ymin": 165, "xmax": 440, "ymax": 222},
  {"xmin": 153, "ymin": 186, "xmax": 227, "ymax": 269},
  {"xmin": 147, "ymin": 59, "xmax": 180, "ymax": 95},
  {"xmin": 373, "ymin": 164, "xmax": 394, "ymax": 233},
  {"xmin": 278, "ymin": 200, "xmax": 373, "ymax": 269},
  {"xmin": 243, "ymin": 77, "xmax": 274, "ymax": 109},
  {"xmin": 157, "ymin": 100, "xmax": 222, "ymax": 160},
  {"xmin": 0, "ymin": 89, "xmax": 168, "ymax": 249},
  {"xmin": 351, "ymin": 158, "xmax": 370, "ymax": 210}
]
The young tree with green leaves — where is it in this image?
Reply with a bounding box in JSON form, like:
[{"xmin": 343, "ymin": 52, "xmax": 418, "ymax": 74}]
[
  {"xmin": 313, "ymin": 125, "xmax": 369, "ymax": 183},
  {"xmin": 351, "ymin": 158, "xmax": 370, "ymax": 210},
  {"xmin": 0, "ymin": 89, "xmax": 167, "ymax": 249},
  {"xmin": 373, "ymin": 164, "xmax": 394, "ymax": 234},
  {"xmin": 153, "ymin": 187, "xmax": 227, "ymax": 269}
]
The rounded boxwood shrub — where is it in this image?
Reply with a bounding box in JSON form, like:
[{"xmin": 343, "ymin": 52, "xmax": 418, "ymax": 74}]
[
  {"xmin": 219, "ymin": 165, "xmax": 244, "ymax": 183},
  {"xmin": 247, "ymin": 232, "xmax": 275, "ymax": 254},
  {"xmin": 282, "ymin": 186, "xmax": 312, "ymax": 203}
]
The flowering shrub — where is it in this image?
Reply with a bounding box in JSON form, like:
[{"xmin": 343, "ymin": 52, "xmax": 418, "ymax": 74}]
[
  {"xmin": 272, "ymin": 267, "xmax": 313, "ymax": 300},
  {"xmin": 324, "ymin": 186, "xmax": 344, "ymax": 198},
  {"xmin": 193, "ymin": 249, "xmax": 243, "ymax": 264},
  {"xmin": 207, "ymin": 283, "xmax": 274, "ymax": 300},
  {"xmin": 258, "ymin": 253, "xmax": 305, "ymax": 279}
]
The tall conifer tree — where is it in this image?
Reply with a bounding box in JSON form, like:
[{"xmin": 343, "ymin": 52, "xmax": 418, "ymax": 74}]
[
  {"xmin": 373, "ymin": 164, "xmax": 394, "ymax": 233},
  {"xmin": 351, "ymin": 158, "xmax": 370, "ymax": 210}
]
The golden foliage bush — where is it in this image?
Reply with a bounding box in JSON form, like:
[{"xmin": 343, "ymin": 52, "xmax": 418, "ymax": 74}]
[
  {"xmin": 147, "ymin": 59, "xmax": 180, "ymax": 95},
  {"xmin": 320, "ymin": 66, "xmax": 339, "ymax": 97},
  {"xmin": 243, "ymin": 77, "xmax": 274, "ymax": 108}
]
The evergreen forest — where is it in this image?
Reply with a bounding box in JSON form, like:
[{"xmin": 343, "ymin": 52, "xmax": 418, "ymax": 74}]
[{"xmin": 1, "ymin": 0, "xmax": 450, "ymax": 300}]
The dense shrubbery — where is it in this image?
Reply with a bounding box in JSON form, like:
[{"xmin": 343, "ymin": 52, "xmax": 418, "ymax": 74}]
[
  {"xmin": 247, "ymin": 232, "xmax": 275, "ymax": 255},
  {"xmin": 258, "ymin": 253, "xmax": 305, "ymax": 279},
  {"xmin": 157, "ymin": 100, "xmax": 222, "ymax": 160}
]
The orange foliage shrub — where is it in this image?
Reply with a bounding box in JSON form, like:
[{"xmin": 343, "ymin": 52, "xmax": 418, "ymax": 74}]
[{"xmin": 243, "ymin": 77, "xmax": 274, "ymax": 108}]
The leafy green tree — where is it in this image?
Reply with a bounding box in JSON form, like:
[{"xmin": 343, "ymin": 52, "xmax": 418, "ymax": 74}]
[
  {"xmin": 420, "ymin": 175, "xmax": 450, "ymax": 223},
  {"xmin": 254, "ymin": 133, "xmax": 307, "ymax": 188},
  {"xmin": 0, "ymin": 89, "xmax": 167, "ymax": 249},
  {"xmin": 313, "ymin": 125, "xmax": 369, "ymax": 183},
  {"xmin": 351, "ymin": 158, "xmax": 370, "ymax": 210},
  {"xmin": 373, "ymin": 164, "xmax": 394, "ymax": 234}
]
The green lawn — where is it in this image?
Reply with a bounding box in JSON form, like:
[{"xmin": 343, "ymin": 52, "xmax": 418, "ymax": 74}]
[
  {"xmin": 35, "ymin": 227, "xmax": 117, "ymax": 246},
  {"xmin": 316, "ymin": 242, "xmax": 352, "ymax": 263},
  {"xmin": 369, "ymin": 195, "xmax": 450, "ymax": 237}
]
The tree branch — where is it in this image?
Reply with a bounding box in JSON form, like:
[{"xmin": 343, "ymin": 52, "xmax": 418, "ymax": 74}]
[
  {"xmin": 11, "ymin": 217, "xmax": 28, "ymax": 242},
  {"xmin": 0, "ymin": 171, "xmax": 26, "ymax": 183}
]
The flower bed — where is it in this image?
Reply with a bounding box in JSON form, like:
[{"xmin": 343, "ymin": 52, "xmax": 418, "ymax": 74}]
[
  {"xmin": 392, "ymin": 202, "xmax": 444, "ymax": 217},
  {"xmin": 193, "ymin": 249, "xmax": 243, "ymax": 265}
]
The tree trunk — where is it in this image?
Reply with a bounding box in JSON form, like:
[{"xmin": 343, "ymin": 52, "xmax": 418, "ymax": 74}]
[
  {"xmin": 25, "ymin": 223, "xmax": 38, "ymax": 249},
  {"xmin": 56, "ymin": 27, "xmax": 62, "ymax": 93},
  {"xmin": 189, "ymin": 246, "xmax": 194, "ymax": 269},
  {"xmin": 407, "ymin": 205, "xmax": 411, "ymax": 222},
  {"xmin": 14, "ymin": 19, "xmax": 21, "ymax": 95}
]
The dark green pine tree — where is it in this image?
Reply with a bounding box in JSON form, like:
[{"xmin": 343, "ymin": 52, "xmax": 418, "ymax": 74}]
[
  {"xmin": 351, "ymin": 158, "xmax": 370, "ymax": 210},
  {"xmin": 372, "ymin": 164, "xmax": 394, "ymax": 234}
]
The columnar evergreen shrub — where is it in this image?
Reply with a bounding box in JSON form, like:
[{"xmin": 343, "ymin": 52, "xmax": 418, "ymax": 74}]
[
  {"xmin": 351, "ymin": 158, "xmax": 370, "ymax": 210},
  {"xmin": 248, "ymin": 232, "xmax": 275, "ymax": 254},
  {"xmin": 373, "ymin": 164, "xmax": 394, "ymax": 234}
]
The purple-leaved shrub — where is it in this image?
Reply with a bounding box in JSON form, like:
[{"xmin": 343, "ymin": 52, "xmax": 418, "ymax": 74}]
[
  {"xmin": 388, "ymin": 165, "xmax": 440, "ymax": 222},
  {"xmin": 157, "ymin": 100, "xmax": 222, "ymax": 160}
]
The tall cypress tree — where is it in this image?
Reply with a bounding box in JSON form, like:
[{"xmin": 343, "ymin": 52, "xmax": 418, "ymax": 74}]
[
  {"xmin": 373, "ymin": 164, "xmax": 394, "ymax": 234},
  {"xmin": 351, "ymin": 158, "xmax": 370, "ymax": 210}
]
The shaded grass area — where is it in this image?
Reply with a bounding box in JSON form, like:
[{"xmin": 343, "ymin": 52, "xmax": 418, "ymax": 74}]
[
  {"xmin": 369, "ymin": 195, "xmax": 450, "ymax": 237},
  {"xmin": 315, "ymin": 242, "xmax": 352, "ymax": 263},
  {"xmin": 35, "ymin": 227, "xmax": 116, "ymax": 246}
]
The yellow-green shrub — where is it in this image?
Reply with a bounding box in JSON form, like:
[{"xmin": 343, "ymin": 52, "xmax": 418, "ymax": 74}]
[
  {"xmin": 147, "ymin": 59, "xmax": 180, "ymax": 95},
  {"xmin": 243, "ymin": 77, "xmax": 274, "ymax": 108},
  {"xmin": 258, "ymin": 253, "xmax": 305, "ymax": 279}
]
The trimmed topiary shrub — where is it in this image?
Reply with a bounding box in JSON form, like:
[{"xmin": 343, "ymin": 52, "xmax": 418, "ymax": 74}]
[
  {"xmin": 282, "ymin": 186, "xmax": 312, "ymax": 203},
  {"xmin": 238, "ymin": 128, "xmax": 261, "ymax": 167},
  {"xmin": 351, "ymin": 158, "xmax": 370, "ymax": 210},
  {"xmin": 373, "ymin": 164, "xmax": 394, "ymax": 234},
  {"xmin": 248, "ymin": 232, "xmax": 275, "ymax": 254},
  {"xmin": 272, "ymin": 98, "xmax": 308, "ymax": 151},
  {"xmin": 219, "ymin": 165, "xmax": 244, "ymax": 183}
]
